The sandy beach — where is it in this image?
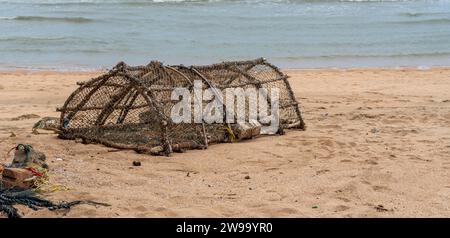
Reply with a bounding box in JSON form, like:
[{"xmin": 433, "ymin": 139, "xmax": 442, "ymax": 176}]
[{"xmin": 1, "ymin": 67, "xmax": 450, "ymax": 218}]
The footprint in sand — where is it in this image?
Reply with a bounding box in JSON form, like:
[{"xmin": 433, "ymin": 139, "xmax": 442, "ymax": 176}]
[
  {"xmin": 316, "ymin": 124, "xmax": 342, "ymax": 129},
  {"xmin": 134, "ymin": 205, "xmax": 148, "ymax": 212},
  {"xmin": 273, "ymin": 207, "xmax": 299, "ymax": 216},
  {"xmin": 334, "ymin": 183, "xmax": 358, "ymax": 201},
  {"xmin": 334, "ymin": 205, "xmax": 350, "ymax": 212},
  {"xmin": 335, "ymin": 141, "xmax": 346, "ymax": 148},
  {"xmin": 336, "ymin": 197, "xmax": 351, "ymax": 203},
  {"xmin": 258, "ymin": 206, "xmax": 300, "ymax": 217},
  {"xmin": 372, "ymin": 185, "xmax": 390, "ymax": 192},
  {"xmin": 393, "ymin": 129, "xmax": 419, "ymax": 136},
  {"xmin": 319, "ymin": 139, "xmax": 334, "ymax": 148},
  {"xmin": 363, "ymin": 159, "xmax": 378, "ymax": 165},
  {"xmin": 264, "ymin": 167, "xmax": 280, "ymax": 172},
  {"xmin": 300, "ymin": 141, "xmax": 314, "ymax": 146},
  {"xmin": 264, "ymin": 190, "xmax": 283, "ymax": 201},
  {"xmin": 381, "ymin": 118, "xmax": 407, "ymax": 124},
  {"xmin": 261, "ymin": 151, "xmax": 284, "ymax": 158},
  {"xmin": 9, "ymin": 114, "xmax": 40, "ymax": 121},
  {"xmin": 153, "ymin": 207, "xmax": 178, "ymax": 216},
  {"xmin": 408, "ymin": 155, "xmax": 432, "ymax": 163},
  {"xmin": 349, "ymin": 113, "xmax": 380, "ymax": 120},
  {"xmin": 316, "ymin": 169, "xmax": 330, "ymax": 175}
]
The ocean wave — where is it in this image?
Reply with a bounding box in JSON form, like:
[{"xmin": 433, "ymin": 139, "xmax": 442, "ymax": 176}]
[
  {"xmin": 0, "ymin": 0, "xmax": 443, "ymax": 5},
  {"xmin": 399, "ymin": 12, "xmax": 449, "ymax": 17},
  {"xmin": 388, "ymin": 18, "xmax": 450, "ymax": 24},
  {"xmin": 282, "ymin": 52, "xmax": 450, "ymax": 60},
  {"xmin": 0, "ymin": 0, "xmax": 213, "ymax": 4},
  {"xmin": 0, "ymin": 48, "xmax": 109, "ymax": 53},
  {"xmin": 0, "ymin": 36, "xmax": 108, "ymax": 45},
  {"xmin": 1, "ymin": 16, "xmax": 95, "ymax": 23}
]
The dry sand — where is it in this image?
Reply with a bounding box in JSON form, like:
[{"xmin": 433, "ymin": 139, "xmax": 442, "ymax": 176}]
[{"xmin": 1, "ymin": 68, "xmax": 450, "ymax": 217}]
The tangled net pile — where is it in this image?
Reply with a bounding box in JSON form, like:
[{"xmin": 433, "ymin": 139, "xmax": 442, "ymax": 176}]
[
  {"xmin": 58, "ymin": 58, "xmax": 305, "ymax": 155},
  {"xmin": 0, "ymin": 186, "xmax": 109, "ymax": 218}
]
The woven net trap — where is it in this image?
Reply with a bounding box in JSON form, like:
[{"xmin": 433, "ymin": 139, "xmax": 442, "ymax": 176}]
[{"xmin": 57, "ymin": 58, "xmax": 305, "ymax": 155}]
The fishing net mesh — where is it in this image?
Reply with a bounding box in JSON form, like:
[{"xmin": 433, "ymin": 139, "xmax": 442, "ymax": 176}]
[{"xmin": 57, "ymin": 58, "xmax": 305, "ymax": 155}]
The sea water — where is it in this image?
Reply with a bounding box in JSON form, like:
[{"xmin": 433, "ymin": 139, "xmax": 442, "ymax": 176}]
[{"xmin": 0, "ymin": 0, "xmax": 449, "ymax": 70}]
